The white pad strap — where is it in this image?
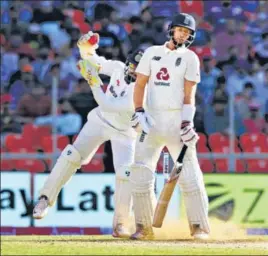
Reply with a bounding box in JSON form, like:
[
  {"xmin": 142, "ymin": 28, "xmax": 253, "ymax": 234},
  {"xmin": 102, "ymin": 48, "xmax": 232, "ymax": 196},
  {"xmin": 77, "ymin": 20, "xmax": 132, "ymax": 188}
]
[
  {"xmin": 39, "ymin": 145, "xmax": 81, "ymax": 206},
  {"xmin": 182, "ymin": 104, "xmax": 196, "ymax": 123},
  {"xmin": 178, "ymin": 149, "xmax": 210, "ymax": 234},
  {"xmin": 130, "ymin": 164, "xmax": 156, "ymax": 227}
]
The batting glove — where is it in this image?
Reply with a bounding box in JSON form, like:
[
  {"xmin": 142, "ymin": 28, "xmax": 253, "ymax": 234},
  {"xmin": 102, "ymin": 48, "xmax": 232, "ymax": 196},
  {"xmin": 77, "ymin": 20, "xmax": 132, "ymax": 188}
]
[
  {"xmin": 180, "ymin": 121, "xmax": 199, "ymax": 147},
  {"xmin": 131, "ymin": 108, "xmax": 155, "ymax": 134}
]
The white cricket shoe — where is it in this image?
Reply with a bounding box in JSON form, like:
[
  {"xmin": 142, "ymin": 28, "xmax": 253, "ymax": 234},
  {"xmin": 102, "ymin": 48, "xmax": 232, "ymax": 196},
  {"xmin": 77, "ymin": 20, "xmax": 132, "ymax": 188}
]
[
  {"xmin": 112, "ymin": 224, "xmax": 130, "ymax": 238},
  {"xmin": 193, "ymin": 229, "xmax": 209, "ymax": 240},
  {"xmin": 33, "ymin": 196, "xmax": 49, "ymax": 219},
  {"xmin": 130, "ymin": 224, "xmax": 154, "ymax": 240}
]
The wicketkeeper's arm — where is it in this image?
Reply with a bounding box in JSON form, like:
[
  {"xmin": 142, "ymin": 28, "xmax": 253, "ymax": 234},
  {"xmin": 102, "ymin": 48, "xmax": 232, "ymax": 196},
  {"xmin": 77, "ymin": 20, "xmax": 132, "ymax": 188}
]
[{"xmin": 91, "ymin": 86, "xmax": 134, "ymax": 113}]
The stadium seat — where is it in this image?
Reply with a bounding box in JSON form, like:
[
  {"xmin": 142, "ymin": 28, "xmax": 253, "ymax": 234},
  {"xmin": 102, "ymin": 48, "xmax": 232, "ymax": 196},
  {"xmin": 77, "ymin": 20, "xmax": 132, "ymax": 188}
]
[
  {"xmin": 197, "ymin": 144, "xmax": 210, "ymax": 153},
  {"xmin": 82, "ymin": 157, "xmax": 104, "ymax": 172},
  {"xmin": 213, "ymin": 145, "xmax": 241, "ymax": 154},
  {"xmin": 199, "ymin": 159, "xmax": 214, "ymax": 173},
  {"xmin": 209, "ymin": 133, "xmax": 239, "ymax": 150},
  {"xmin": 246, "ymin": 159, "xmax": 268, "ymax": 173},
  {"xmin": 0, "ymin": 147, "xmax": 14, "ymax": 171},
  {"xmin": 240, "ymin": 133, "xmax": 267, "ymax": 151},
  {"xmin": 215, "ymin": 159, "xmax": 246, "ymax": 173},
  {"xmin": 5, "ymin": 134, "xmax": 34, "ymax": 152},
  {"xmin": 40, "ymin": 135, "xmax": 69, "ymax": 153},
  {"xmin": 197, "ymin": 132, "xmax": 207, "ymax": 148},
  {"xmin": 22, "ymin": 124, "xmax": 51, "ymax": 149},
  {"xmin": 14, "ymin": 159, "xmax": 46, "ymax": 173}
]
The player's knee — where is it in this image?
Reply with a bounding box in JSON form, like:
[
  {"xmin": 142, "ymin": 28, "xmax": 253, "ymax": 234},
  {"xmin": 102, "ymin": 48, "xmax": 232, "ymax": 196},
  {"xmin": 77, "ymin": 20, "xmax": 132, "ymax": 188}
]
[
  {"xmin": 116, "ymin": 166, "xmax": 131, "ymax": 181},
  {"xmin": 129, "ymin": 164, "xmax": 155, "ymax": 193},
  {"xmin": 60, "ymin": 144, "xmax": 82, "ymax": 165}
]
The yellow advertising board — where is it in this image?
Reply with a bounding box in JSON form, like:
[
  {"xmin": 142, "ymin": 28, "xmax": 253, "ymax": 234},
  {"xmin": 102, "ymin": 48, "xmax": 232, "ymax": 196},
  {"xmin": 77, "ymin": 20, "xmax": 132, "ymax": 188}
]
[{"xmin": 204, "ymin": 174, "xmax": 268, "ymax": 228}]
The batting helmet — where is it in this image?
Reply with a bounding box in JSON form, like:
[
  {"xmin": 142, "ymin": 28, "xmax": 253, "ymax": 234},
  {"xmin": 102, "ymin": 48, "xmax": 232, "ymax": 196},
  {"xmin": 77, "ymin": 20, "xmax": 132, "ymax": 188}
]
[{"xmin": 168, "ymin": 13, "xmax": 196, "ymax": 48}]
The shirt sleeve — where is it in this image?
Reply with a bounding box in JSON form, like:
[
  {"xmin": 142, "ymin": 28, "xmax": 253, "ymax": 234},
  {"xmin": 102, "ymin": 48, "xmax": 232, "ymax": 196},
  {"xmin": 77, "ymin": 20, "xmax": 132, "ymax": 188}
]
[
  {"xmin": 91, "ymin": 86, "xmax": 134, "ymax": 112},
  {"xmin": 184, "ymin": 52, "xmax": 201, "ymax": 83},
  {"xmin": 90, "ymin": 53, "xmax": 125, "ymax": 77},
  {"xmin": 135, "ymin": 47, "xmax": 154, "ymax": 76}
]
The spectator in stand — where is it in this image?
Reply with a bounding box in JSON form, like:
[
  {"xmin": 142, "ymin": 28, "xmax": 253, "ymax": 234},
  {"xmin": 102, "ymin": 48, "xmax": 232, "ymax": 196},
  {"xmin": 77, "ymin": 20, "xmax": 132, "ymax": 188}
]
[
  {"xmin": 34, "ymin": 98, "xmax": 82, "ymax": 136},
  {"xmin": 145, "ymin": 16, "xmax": 166, "ymax": 45},
  {"xmin": 8, "ymin": 54, "xmax": 32, "ymax": 87},
  {"xmin": 235, "ymin": 82, "xmax": 257, "ymax": 119},
  {"xmin": 8, "ymin": 66, "xmax": 38, "ymax": 110},
  {"xmin": 226, "ymin": 59, "xmax": 254, "ymax": 96},
  {"xmin": 213, "ymin": 18, "xmax": 250, "ymax": 62},
  {"xmin": 110, "ymin": 1, "xmax": 142, "ymax": 20},
  {"xmin": 140, "ymin": 6, "xmax": 153, "ymax": 31},
  {"xmin": 204, "ymin": 97, "xmax": 245, "ymax": 136},
  {"xmin": 31, "ymin": 0, "xmax": 65, "ymax": 24},
  {"xmin": 128, "ymin": 16, "xmax": 144, "ymax": 50},
  {"xmin": 251, "ymin": 64, "xmax": 268, "ymax": 114},
  {"xmin": 24, "ymin": 23, "xmax": 51, "ymax": 50},
  {"xmin": 59, "ymin": 43, "xmax": 81, "ymax": 81},
  {"xmin": 198, "ymin": 56, "xmax": 221, "ymax": 104},
  {"xmin": 68, "ymin": 78, "xmax": 98, "ymax": 125},
  {"xmin": 43, "ymin": 63, "xmax": 71, "ymax": 99},
  {"xmin": 0, "ymin": 94, "xmax": 22, "ymax": 139},
  {"xmin": 16, "ymin": 82, "xmax": 51, "ymax": 124},
  {"xmin": 6, "ymin": 28, "xmax": 36, "ymax": 59},
  {"xmin": 255, "ymin": 31, "xmax": 268, "ymax": 66},
  {"xmin": 244, "ymin": 102, "xmax": 265, "ymax": 133},
  {"xmin": 32, "ymin": 46, "xmax": 52, "ymax": 83},
  {"xmin": 213, "ymin": 76, "xmax": 229, "ymax": 102}
]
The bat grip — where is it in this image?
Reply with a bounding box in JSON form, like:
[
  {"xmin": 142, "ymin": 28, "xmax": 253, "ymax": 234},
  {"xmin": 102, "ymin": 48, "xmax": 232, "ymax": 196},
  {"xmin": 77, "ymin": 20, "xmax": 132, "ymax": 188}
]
[{"xmin": 177, "ymin": 144, "xmax": 187, "ymax": 163}]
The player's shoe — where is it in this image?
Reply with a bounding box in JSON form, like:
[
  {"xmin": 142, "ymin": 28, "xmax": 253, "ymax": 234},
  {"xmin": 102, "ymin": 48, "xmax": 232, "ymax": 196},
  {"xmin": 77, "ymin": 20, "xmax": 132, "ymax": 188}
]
[
  {"xmin": 33, "ymin": 195, "xmax": 49, "ymax": 219},
  {"xmin": 193, "ymin": 227, "xmax": 209, "ymax": 240},
  {"xmin": 112, "ymin": 224, "xmax": 130, "ymax": 238},
  {"xmin": 130, "ymin": 224, "xmax": 154, "ymax": 240},
  {"xmin": 77, "ymin": 59, "xmax": 102, "ymax": 87}
]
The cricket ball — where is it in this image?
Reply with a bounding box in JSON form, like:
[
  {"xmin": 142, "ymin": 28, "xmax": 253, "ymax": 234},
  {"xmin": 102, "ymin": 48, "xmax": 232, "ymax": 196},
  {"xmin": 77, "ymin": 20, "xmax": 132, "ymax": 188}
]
[{"xmin": 87, "ymin": 34, "xmax": 98, "ymax": 45}]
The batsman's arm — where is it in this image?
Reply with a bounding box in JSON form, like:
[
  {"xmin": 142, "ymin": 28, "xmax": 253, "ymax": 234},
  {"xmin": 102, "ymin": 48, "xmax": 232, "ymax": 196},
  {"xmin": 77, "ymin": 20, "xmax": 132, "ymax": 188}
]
[
  {"xmin": 182, "ymin": 51, "xmax": 200, "ymax": 123},
  {"xmin": 133, "ymin": 73, "xmax": 149, "ymax": 109}
]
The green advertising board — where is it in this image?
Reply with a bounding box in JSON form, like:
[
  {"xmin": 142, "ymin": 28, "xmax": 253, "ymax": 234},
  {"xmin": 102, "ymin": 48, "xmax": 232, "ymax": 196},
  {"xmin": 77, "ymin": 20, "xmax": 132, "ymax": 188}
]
[{"xmin": 204, "ymin": 174, "xmax": 268, "ymax": 228}]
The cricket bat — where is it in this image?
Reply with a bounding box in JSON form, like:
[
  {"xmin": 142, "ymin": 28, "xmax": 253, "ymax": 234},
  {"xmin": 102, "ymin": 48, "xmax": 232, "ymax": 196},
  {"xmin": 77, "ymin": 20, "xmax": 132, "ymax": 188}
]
[{"xmin": 153, "ymin": 144, "xmax": 187, "ymax": 228}]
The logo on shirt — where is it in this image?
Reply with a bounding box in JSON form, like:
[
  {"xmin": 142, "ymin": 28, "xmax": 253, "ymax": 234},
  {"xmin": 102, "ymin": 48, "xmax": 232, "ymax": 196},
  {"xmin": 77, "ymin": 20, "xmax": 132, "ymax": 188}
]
[
  {"xmin": 152, "ymin": 56, "xmax": 161, "ymax": 61},
  {"xmin": 155, "ymin": 67, "xmax": 170, "ymax": 86},
  {"xmin": 175, "ymin": 57, "xmax": 181, "ymax": 67},
  {"xmin": 156, "ymin": 67, "xmax": 170, "ymax": 80}
]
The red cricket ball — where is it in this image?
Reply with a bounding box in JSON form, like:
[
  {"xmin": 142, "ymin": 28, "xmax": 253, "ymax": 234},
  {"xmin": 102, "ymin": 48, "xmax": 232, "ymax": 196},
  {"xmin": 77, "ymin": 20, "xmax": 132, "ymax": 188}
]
[{"xmin": 87, "ymin": 35, "xmax": 98, "ymax": 45}]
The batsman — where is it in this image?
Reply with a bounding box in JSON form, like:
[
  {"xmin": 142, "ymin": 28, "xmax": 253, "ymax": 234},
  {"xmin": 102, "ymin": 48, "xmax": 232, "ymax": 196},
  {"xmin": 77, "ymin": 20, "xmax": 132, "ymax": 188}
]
[{"xmin": 130, "ymin": 13, "xmax": 210, "ymax": 240}]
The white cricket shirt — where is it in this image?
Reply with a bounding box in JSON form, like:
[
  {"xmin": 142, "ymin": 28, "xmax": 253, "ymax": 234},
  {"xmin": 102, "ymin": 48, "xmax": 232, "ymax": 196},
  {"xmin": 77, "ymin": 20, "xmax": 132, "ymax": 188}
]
[{"xmin": 135, "ymin": 43, "xmax": 201, "ymax": 110}]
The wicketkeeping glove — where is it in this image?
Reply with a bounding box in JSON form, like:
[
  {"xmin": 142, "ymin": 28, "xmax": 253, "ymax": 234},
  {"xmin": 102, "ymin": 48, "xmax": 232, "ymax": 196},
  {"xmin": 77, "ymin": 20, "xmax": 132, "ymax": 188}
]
[{"xmin": 77, "ymin": 59, "xmax": 102, "ymax": 87}]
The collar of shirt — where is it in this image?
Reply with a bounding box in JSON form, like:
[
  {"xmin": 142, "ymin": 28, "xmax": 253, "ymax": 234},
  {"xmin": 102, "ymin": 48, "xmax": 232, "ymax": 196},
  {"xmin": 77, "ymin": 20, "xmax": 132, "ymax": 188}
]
[{"xmin": 163, "ymin": 42, "xmax": 187, "ymax": 54}]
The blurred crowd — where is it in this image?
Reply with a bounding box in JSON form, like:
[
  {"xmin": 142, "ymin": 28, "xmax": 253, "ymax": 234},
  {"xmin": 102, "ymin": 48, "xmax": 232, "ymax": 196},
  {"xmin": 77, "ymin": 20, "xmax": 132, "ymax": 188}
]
[{"xmin": 1, "ymin": 0, "xmax": 268, "ymax": 140}]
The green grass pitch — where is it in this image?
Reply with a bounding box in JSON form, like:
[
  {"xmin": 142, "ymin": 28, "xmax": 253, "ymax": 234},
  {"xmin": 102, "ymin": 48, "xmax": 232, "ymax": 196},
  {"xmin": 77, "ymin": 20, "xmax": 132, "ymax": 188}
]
[{"xmin": 1, "ymin": 235, "xmax": 268, "ymax": 255}]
